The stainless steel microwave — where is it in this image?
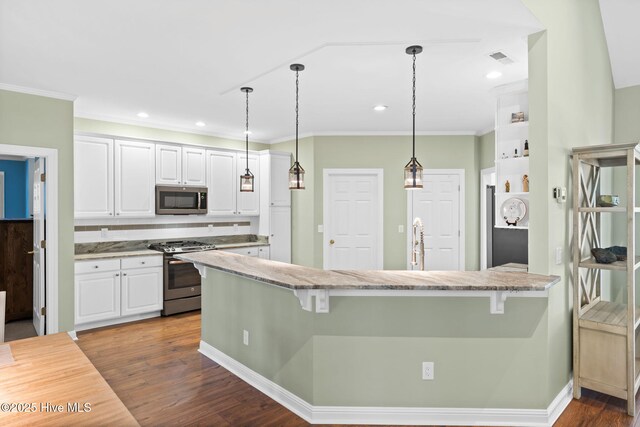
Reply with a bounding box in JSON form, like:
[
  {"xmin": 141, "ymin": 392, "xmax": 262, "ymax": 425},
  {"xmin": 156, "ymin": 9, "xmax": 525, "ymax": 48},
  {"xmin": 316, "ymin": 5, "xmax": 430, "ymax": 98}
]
[{"xmin": 156, "ymin": 185, "xmax": 208, "ymax": 215}]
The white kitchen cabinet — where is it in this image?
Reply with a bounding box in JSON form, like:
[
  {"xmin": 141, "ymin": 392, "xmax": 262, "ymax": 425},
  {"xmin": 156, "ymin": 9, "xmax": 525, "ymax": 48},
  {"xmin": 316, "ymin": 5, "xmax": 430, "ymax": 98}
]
[
  {"xmin": 259, "ymin": 151, "xmax": 291, "ymax": 207},
  {"xmin": 74, "ymin": 136, "xmax": 114, "ymax": 218},
  {"xmin": 269, "ymin": 206, "xmax": 291, "ymax": 263},
  {"xmin": 258, "ymin": 246, "xmax": 270, "ymax": 259},
  {"xmin": 156, "ymin": 144, "xmax": 182, "ymax": 185},
  {"xmin": 221, "ymin": 246, "xmax": 259, "ymax": 257},
  {"xmin": 75, "ymin": 255, "xmax": 163, "ymax": 330},
  {"xmin": 156, "ymin": 144, "xmax": 206, "ymax": 186},
  {"xmin": 207, "ymin": 150, "xmax": 259, "ymax": 216},
  {"xmin": 75, "ymin": 270, "xmax": 121, "ymax": 325},
  {"xmin": 236, "ymin": 153, "xmax": 260, "ymax": 215},
  {"xmin": 121, "ymin": 266, "xmax": 163, "ymax": 316},
  {"xmin": 115, "ymin": 139, "xmax": 156, "ymax": 217},
  {"xmin": 182, "ymin": 146, "xmax": 206, "ymax": 186}
]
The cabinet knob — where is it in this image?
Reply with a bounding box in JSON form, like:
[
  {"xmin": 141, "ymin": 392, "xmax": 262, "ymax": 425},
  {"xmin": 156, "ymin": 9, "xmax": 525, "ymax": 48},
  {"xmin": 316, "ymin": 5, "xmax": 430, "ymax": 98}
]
[
  {"xmin": 270, "ymin": 234, "xmax": 274, "ymax": 237},
  {"xmin": 238, "ymin": 211, "xmax": 241, "ymax": 214},
  {"xmin": 94, "ymin": 265, "xmax": 99, "ymax": 269},
  {"xmin": 116, "ymin": 213, "xmax": 120, "ymax": 216},
  {"xmin": 109, "ymin": 213, "xmax": 113, "ymax": 216},
  {"xmin": 123, "ymin": 273, "xmax": 127, "ymax": 276},
  {"xmin": 271, "ymin": 202, "xmax": 274, "ymax": 206},
  {"xmin": 115, "ymin": 273, "xmax": 119, "ymax": 277},
  {"xmin": 141, "ymin": 261, "xmax": 146, "ymax": 265}
]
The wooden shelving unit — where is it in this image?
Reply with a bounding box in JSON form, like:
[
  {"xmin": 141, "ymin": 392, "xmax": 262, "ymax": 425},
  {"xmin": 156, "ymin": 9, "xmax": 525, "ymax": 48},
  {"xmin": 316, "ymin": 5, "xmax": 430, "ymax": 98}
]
[
  {"xmin": 494, "ymin": 80, "xmax": 529, "ymax": 229},
  {"xmin": 572, "ymin": 142, "xmax": 640, "ymax": 416}
]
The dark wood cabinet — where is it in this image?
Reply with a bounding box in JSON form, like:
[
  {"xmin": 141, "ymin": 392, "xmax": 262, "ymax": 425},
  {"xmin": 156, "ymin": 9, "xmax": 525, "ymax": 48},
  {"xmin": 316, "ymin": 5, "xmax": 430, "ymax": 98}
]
[{"xmin": 0, "ymin": 220, "xmax": 33, "ymax": 321}]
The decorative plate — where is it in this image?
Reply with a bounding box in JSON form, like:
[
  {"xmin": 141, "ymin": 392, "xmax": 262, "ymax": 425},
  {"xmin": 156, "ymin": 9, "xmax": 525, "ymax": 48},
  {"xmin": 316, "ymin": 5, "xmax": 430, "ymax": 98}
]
[{"xmin": 501, "ymin": 198, "xmax": 527, "ymax": 226}]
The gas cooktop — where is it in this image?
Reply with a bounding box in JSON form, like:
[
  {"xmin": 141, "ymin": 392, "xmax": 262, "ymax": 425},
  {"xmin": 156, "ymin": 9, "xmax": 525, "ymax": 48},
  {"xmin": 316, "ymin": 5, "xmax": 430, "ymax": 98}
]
[{"xmin": 148, "ymin": 240, "xmax": 216, "ymax": 254}]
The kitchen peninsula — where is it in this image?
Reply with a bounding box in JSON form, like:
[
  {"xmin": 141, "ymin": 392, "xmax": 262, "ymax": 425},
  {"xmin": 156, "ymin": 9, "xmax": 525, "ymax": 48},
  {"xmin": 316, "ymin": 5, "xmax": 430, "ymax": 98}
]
[{"xmin": 178, "ymin": 251, "xmax": 563, "ymax": 425}]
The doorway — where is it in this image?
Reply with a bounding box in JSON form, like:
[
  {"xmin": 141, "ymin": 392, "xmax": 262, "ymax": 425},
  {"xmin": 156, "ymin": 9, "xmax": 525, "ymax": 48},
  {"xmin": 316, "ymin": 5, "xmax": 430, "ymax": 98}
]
[
  {"xmin": 407, "ymin": 169, "xmax": 465, "ymax": 271},
  {"xmin": 0, "ymin": 144, "xmax": 59, "ymax": 338},
  {"xmin": 323, "ymin": 169, "xmax": 384, "ymax": 270}
]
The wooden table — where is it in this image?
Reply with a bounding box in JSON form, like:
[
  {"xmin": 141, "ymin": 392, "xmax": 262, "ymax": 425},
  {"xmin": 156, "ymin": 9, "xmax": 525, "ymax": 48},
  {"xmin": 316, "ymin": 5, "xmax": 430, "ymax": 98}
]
[{"xmin": 0, "ymin": 333, "xmax": 138, "ymax": 426}]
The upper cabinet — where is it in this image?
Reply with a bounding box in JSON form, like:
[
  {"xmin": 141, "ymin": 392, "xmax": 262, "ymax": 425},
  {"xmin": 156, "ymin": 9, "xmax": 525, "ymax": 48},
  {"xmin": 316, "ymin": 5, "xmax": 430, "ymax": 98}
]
[
  {"xmin": 115, "ymin": 140, "xmax": 156, "ymax": 217},
  {"xmin": 74, "ymin": 136, "xmax": 114, "ymax": 218},
  {"xmin": 156, "ymin": 144, "xmax": 206, "ymax": 186},
  {"xmin": 206, "ymin": 150, "xmax": 259, "ymax": 216},
  {"xmin": 259, "ymin": 151, "xmax": 291, "ymax": 207}
]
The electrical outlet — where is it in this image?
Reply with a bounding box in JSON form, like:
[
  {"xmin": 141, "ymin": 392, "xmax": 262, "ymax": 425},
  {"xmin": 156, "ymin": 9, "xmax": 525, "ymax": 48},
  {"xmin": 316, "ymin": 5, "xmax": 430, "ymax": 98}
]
[
  {"xmin": 422, "ymin": 362, "xmax": 434, "ymax": 380},
  {"xmin": 243, "ymin": 329, "xmax": 249, "ymax": 346},
  {"xmin": 208, "ymin": 224, "xmax": 214, "ymax": 232},
  {"xmin": 233, "ymin": 223, "xmax": 239, "ymax": 233},
  {"xmin": 398, "ymin": 225, "xmax": 404, "ymax": 233},
  {"xmin": 100, "ymin": 228, "xmax": 108, "ymax": 238}
]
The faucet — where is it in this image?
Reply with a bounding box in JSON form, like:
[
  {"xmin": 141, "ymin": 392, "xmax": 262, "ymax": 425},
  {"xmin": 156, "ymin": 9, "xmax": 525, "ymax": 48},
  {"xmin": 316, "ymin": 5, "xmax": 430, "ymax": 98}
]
[{"xmin": 411, "ymin": 217, "xmax": 425, "ymax": 271}]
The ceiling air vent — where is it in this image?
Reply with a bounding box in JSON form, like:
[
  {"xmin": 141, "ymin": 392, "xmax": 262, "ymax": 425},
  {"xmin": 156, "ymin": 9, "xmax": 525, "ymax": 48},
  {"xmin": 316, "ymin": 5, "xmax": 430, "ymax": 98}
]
[{"xmin": 489, "ymin": 51, "xmax": 514, "ymax": 65}]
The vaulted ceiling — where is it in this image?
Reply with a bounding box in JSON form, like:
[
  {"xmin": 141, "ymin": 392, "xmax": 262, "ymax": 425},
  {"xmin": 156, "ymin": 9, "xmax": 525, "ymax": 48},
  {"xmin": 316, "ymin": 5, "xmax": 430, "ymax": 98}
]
[{"xmin": 1, "ymin": 1, "xmax": 545, "ymax": 142}]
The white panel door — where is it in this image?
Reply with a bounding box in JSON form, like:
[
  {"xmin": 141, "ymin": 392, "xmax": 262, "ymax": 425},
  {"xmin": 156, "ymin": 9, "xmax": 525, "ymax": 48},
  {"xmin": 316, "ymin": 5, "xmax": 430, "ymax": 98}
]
[
  {"xmin": 121, "ymin": 267, "xmax": 163, "ymax": 316},
  {"xmin": 32, "ymin": 158, "xmax": 46, "ymax": 335},
  {"xmin": 236, "ymin": 153, "xmax": 260, "ymax": 215},
  {"xmin": 115, "ymin": 140, "xmax": 155, "ymax": 217},
  {"xmin": 207, "ymin": 150, "xmax": 236, "ymax": 216},
  {"xmin": 324, "ymin": 170, "xmax": 383, "ymax": 270},
  {"xmin": 270, "ymin": 154, "xmax": 291, "ymax": 207},
  {"xmin": 75, "ymin": 272, "xmax": 121, "ymax": 325},
  {"xmin": 269, "ymin": 207, "xmax": 291, "ymax": 263},
  {"xmin": 182, "ymin": 146, "xmax": 206, "ymax": 186},
  {"xmin": 74, "ymin": 136, "xmax": 114, "ymax": 218},
  {"xmin": 156, "ymin": 144, "xmax": 182, "ymax": 185},
  {"xmin": 409, "ymin": 173, "xmax": 461, "ymax": 271}
]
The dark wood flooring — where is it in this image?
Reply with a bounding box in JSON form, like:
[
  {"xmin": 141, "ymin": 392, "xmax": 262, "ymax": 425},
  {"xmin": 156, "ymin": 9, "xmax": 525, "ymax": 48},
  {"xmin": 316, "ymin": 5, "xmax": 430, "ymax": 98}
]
[{"xmin": 77, "ymin": 311, "xmax": 638, "ymax": 426}]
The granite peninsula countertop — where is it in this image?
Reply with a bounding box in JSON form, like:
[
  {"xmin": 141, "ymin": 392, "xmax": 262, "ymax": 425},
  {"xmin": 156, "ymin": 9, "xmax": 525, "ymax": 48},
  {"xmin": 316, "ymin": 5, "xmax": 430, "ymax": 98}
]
[
  {"xmin": 74, "ymin": 249, "xmax": 161, "ymax": 260},
  {"xmin": 176, "ymin": 251, "xmax": 560, "ymax": 292}
]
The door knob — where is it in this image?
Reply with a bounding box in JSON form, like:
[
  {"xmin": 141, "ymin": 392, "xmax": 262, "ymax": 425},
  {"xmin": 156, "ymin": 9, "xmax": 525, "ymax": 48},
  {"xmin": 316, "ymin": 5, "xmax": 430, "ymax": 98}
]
[
  {"xmin": 329, "ymin": 239, "xmax": 335, "ymax": 245},
  {"xmin": 26, "ymin": 250, "xmax": 36, "ymax": 255}
]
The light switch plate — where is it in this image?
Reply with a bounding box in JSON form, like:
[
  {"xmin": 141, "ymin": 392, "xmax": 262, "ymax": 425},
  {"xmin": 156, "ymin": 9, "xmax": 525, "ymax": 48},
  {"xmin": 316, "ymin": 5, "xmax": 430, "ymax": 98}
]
[
  {"xmin": 398, "ymin": 225, "xmax": 404, "ymax": 233},
  {"xmin": 318, "ymin": 225, "xmax": 324, "ymax": 233},
  {"xmin": 555, "ymin": 247, "xmax": 563, "ymax": 265}
]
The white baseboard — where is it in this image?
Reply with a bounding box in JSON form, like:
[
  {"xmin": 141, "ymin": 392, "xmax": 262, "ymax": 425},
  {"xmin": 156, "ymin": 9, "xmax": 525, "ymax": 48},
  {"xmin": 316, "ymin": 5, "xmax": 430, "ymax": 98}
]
[
  {"xmin": 75, "ymin": 311, "xmax": 160, "ymax": 332},
  {"xmin": 199, "ymin": 340, "xmax": 573, "ymax": 426},
  {"xmin": 67, "ymin": 330, "xmax": 78, "ymax": 341}
]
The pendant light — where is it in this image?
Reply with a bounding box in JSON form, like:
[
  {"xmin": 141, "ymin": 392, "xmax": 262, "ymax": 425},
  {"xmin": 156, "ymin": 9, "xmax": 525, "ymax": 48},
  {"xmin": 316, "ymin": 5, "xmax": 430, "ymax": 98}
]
[
  {"xmin": 288, "ymin": 64, "xmax": 305, "ymax": 190},
  {"xmin": 404, "ymin": 45, "xmax": 424, "ymax": 190},
  {"xmin": 240, "ymin": 87, "xmax": 254, "ymax": 192}
]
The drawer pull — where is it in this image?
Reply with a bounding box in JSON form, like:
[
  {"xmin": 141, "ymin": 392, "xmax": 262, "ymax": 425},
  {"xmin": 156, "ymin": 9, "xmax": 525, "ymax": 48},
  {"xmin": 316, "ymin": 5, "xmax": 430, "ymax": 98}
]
[
  {"xmin": 141, "ymin": 261, "xmax": 146, "ymax": 265},
  {"xmin": 94, "ymin": 265, "xmax": 99, "ymax": 269},
  {"xmin": 169, "ymin": 260, "xmax": 190, "ymax": 265}
]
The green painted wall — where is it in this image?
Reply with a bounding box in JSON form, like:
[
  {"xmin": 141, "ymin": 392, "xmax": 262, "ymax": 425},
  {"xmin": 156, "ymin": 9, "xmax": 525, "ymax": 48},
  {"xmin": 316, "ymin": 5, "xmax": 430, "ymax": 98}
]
[
  {"xmin": 274, "ymin": 135, "xmax": 480, "ymax": 271},
  {"xmin": 478, "ymin": 131, "xmax": 495, "ymax": 171},
  {"xmin": 522, "ymin": 0, "xmax": 614, "ymax": 405},
  {"xmin": 74, "ymin": 117, "xmax": 269, "ymax": 151},
  {"xmin": 0, "ymin": 89, "xmax": 75, "ymax": 332},
  {"xmin": 202, "ymin": 268, "xmax": 550, "ymax": 408}
]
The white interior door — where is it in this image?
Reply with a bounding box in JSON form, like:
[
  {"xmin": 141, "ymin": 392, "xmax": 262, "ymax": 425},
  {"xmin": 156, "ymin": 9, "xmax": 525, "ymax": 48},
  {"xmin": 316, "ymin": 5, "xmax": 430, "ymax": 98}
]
[
  {"xmin": 32, "ymin": 158, "xmax": 46, "ymax": 335},
  {"xmin": 408, "ymin": 171, "xmax": 463, "ymax": 271},
  {"xmin": 324, "ymin": 169, "xmax": 383, "ymax": 270}
]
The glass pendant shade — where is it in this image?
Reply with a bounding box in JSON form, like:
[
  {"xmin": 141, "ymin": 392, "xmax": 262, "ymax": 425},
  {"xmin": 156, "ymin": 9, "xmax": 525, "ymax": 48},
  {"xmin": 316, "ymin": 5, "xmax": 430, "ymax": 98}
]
[
  {"xmin": 404, "ymin": 157, "xmax": 423, "ymax": 189},
  {"xmin": 240, "ymin": 170, "xmax": 254, "ymax": 192},
  {"xmin": 288, "ymin": 162, "xmax": 305, "ymax": 190}
]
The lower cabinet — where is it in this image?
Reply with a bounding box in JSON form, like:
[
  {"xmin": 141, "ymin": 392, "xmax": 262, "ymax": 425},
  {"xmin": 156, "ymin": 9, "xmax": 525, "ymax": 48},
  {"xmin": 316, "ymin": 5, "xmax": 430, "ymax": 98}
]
[
  {"xmin": 258, "ymin": 246, "xmax": 270, "ymax": 259},
  {"xmin": 221, "ymin": 245, "xmax": 270, "ymax": 258},
  {"xmin": 75, "ymin": 255, "xmax": 162, "ymax": 329}
]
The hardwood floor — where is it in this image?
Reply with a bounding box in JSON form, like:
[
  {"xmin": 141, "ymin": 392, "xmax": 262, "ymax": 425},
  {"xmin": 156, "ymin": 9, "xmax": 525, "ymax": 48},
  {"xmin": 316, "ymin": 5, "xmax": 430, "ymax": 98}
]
[{"xmin": 77, "ymin": 311, "xmax": 639, "ymax": 426}]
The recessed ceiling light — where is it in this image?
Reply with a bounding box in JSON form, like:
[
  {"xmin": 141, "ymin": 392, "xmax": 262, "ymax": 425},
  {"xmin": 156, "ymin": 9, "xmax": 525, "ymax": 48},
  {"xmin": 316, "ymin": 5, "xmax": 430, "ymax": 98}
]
[
  {"xmin": 137, "ymin": 112, "xmax": 149, "ymax": 118},
  {"xmin": 373, "ymin": 105, "xmax": 388, "ymax": 111},
  {"xmin": 244, "ymin": 130, "xmax": 252, "ymax": 135},
  {"xmin": 486, "ymin": 71, "xmax": 502, "ymax": 79},
  {"xmin": 195, "ymin": 121, "xmax": 206, "ymax": 127}
]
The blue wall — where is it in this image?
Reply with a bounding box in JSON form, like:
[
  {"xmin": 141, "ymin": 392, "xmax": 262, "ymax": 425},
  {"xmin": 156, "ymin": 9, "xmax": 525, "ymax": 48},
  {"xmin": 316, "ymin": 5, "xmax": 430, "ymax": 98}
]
[{"xmin": 0, "ymin": 160, "xmax": 28, "ymax": 218}]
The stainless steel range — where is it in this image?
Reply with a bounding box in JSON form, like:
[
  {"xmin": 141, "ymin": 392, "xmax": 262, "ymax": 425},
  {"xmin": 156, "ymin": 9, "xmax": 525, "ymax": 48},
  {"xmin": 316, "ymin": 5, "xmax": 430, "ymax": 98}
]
[{"xmin": 148, "ymin": 240, "xmax": 216, "ymax": 315}]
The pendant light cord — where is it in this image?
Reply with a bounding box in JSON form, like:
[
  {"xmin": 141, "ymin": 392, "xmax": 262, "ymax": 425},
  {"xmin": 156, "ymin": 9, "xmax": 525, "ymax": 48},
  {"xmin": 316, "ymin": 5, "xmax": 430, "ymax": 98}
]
[
  {"xmin": 245, "ymin": 90, "xmax": 249, "ymax": 172},
  {"xmin": 412, "ymin": 49, "xmax": 416, "ymax": 160},
  {"xmin": 295, "ymin": 68, "xmax": 299, "ymax": 164}
]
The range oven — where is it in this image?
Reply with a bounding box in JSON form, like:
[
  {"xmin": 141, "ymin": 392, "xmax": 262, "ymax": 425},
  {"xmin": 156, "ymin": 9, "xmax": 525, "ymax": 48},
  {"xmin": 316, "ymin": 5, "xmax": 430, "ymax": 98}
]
[{"xmin": 148, "ymin": 240, "xmax": 216, "ymax": 315}]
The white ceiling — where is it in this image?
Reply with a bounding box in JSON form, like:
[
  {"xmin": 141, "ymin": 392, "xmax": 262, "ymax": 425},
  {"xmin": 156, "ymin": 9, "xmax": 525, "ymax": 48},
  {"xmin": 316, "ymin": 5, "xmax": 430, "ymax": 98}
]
[
  {"xmin": 0, "ymin": 0, "xmax": 543, "ymax": 142},
  {"xmin": 599, "ymin": 0, "xmax": 640, "ymax": 89}
]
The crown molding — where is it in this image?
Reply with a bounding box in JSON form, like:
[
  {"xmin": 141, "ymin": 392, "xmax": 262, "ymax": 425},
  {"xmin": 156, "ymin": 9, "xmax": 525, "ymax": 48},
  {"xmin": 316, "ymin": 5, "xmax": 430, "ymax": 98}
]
[
  {"xmin": 74, "ymin": 112, "xmax": 268, "ymax": 144},
  {"xmin": 0, "ymin": 82, "xmax": 77, "ymax": 101},
  {"xmin": 477, "ymin": 126, "xmax": 496, "ymax": 136},
  {"xmin": 268, "ymin": 130, "xmax": 478, "ymax": 144}
]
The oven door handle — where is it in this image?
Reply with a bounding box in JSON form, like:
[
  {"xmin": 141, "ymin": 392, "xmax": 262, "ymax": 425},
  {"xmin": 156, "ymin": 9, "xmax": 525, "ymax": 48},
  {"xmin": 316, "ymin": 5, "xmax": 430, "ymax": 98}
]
[{"xmin": 168, "ymin": 260, "xmax": 192, "ymax": 265}]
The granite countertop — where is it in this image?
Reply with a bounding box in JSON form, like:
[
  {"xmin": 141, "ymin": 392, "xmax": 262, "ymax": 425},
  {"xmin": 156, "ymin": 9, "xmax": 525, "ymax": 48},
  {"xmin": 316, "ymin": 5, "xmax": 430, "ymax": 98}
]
[
  {"xmin": 215, "ymin": 242, "xmax": 270, "ymax": 250},
  {"xmin": 177, "ymin": 251, "xmax": 560, "ymax": 292},
  {"xmin": 74, "ymin": 249, "xmax": 161, "ymax": 261}
]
